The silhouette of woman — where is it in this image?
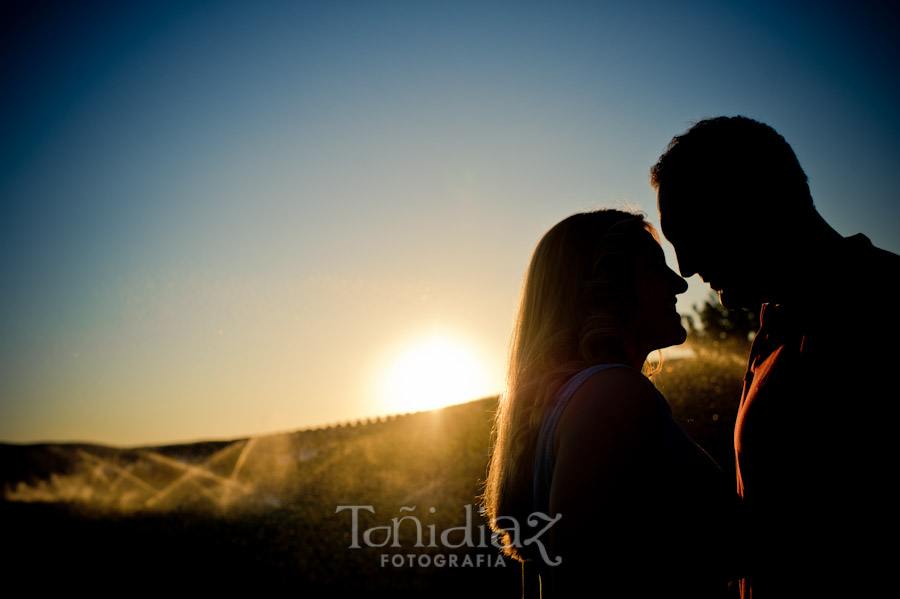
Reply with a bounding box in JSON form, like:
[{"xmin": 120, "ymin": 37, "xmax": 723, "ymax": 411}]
[{"xmin": 483, "ymin": 209, "xmax": 739, "ymax": 598}]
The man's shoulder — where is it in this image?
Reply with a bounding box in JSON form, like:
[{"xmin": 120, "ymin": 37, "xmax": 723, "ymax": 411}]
[
  {"xmin": 808, "ymin": 234, "xmax": 900, "ymax": 345},
  {"xmin": 829, "ymin": 234, "xmax": 900, "ymax": 300},
  {"xmin": 842, "ymin": 233, "xmax": 900, "ymax": 271}
]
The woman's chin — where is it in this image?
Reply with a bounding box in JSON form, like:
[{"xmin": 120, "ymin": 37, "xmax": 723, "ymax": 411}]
[{"xmin": 657, "ymin": 326, "xmax": 687, "ymax": 350}]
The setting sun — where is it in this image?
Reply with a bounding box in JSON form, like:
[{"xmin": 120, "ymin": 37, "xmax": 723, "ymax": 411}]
[{"xmin": 380, "ymin": 335, "xmax": 496, "ymax": 415}]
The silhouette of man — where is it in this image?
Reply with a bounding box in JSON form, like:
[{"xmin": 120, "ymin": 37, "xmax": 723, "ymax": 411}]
[{"xmin": 650, "ymin": 116, "xmax": 900, "ymax": 598}]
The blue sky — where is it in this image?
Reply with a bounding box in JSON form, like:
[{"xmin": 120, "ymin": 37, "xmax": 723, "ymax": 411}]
[{"xmin": 2, "ymin": 0, "xmax": 898, "ymax": 445}]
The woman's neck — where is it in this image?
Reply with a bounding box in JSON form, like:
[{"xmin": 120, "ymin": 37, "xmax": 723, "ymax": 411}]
[{"xmin": 623, "ymin": 343, "xmax": 651, "ymax": 372}]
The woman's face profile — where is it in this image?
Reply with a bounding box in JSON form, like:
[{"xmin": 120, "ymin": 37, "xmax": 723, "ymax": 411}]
[{"xmin": 626, "ymin": 231, "xmax": 689, "ymax": 352}]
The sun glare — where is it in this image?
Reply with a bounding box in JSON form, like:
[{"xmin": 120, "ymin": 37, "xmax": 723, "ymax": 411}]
[{"xmin": 381, "ymin": 335, "xmax": 495, "ymax": 415}]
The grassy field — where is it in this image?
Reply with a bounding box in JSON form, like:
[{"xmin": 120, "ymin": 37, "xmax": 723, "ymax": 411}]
[
  {"xmin": 1, "ymin": 341, "xmax": 747, "ymax": 596},
  {"xmin": 653, "ymin": 340, "xmax": 749, "ymax": 482}
]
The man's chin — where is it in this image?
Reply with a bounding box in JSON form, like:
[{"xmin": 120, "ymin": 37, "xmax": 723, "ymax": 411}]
[{"xmin": 716, "ymin": 288, "xmax": 762, "ymax": 310}]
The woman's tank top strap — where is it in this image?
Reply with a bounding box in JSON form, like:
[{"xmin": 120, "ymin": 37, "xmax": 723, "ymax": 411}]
[{"xmin": 532, "ymin": 363, "xmax": 635, "ymax": 515}]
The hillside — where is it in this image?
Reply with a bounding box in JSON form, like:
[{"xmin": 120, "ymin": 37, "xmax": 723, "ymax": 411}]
[
  {"xmin": 1, "ymin": 398, "xmax": 524, "ymax": 596},
  {"xmin": 1, "ymin": 345, "xmax": 746, "ymax": 596}
]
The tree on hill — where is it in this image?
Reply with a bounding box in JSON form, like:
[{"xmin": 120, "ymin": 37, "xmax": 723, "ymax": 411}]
[{"xmin": 684, "ymin": 291, "xmax": 761, "ymax": 350}]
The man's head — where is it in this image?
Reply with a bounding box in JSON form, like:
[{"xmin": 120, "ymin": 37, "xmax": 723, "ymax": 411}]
[{"xmin": 651, "ymin": 116, "xmax": 815, "ymax": 308}]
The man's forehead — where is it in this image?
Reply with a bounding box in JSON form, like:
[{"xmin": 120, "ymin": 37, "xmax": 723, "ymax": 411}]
[
  {"xmin": 657, "ymin": 179, "xmax": 714, "ymax": 208},
  {"xmin": 657, "ymin": 186, "xmax": 730, "ymax": 245},
  {"xmin": 657, "ymin": 184, "xmax": 696, "ymax": 227},
  {"xmin": 657, "ymin": 182, "xmax": 727, "ymax": 222}
]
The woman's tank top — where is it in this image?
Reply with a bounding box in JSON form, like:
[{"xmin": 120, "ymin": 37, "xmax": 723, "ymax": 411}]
[{"xmin": 530, "ymin": 363, "xmax": 737, "ymax": 597}]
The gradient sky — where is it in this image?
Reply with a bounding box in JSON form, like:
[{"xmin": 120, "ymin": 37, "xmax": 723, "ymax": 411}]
[{"xmin": 2, "ymin": 0, "xmax": 898, "ymax": 446}]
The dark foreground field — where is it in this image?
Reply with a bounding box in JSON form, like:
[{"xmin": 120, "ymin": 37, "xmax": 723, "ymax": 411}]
[{"xmin": 1, "ymin": 344, "xmax": 746, "ymax": 597}]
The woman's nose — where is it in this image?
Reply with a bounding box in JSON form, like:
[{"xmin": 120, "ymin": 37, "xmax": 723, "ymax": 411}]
[{"xmin": 671, "ymin": 269, "xmax": 689, "ymax": 294}]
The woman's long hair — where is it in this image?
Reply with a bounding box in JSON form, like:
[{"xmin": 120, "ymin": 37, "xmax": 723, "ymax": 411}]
[{"xmin": 482, "ymin": 209, "xmax": 657, "ymax": 562}]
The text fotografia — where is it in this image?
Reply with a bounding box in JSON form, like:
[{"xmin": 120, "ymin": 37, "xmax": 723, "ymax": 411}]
[{"xmin": 335, "ymin": 504, "xmax": 562, "ymax": 567}]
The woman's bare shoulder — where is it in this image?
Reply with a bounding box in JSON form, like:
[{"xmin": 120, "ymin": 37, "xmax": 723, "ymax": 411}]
[
  {"xmin": 550, "ymin": 366, "xmax": 661, "ymax": 510},
  {"xmin": 557, "ymin": 366, "xmax": 658, "ymax": 434}
]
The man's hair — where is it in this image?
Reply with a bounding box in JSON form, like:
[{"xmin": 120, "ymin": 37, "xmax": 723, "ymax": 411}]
[{"xmin": 650, "ymin": 116, "xmax": 813, "ymax": 214}]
